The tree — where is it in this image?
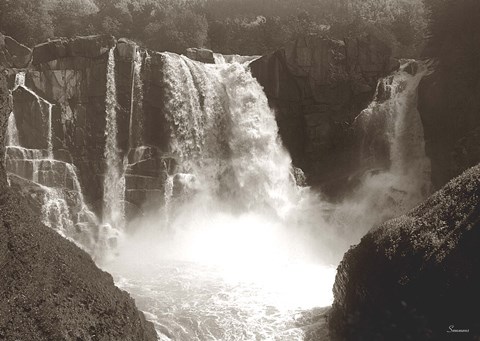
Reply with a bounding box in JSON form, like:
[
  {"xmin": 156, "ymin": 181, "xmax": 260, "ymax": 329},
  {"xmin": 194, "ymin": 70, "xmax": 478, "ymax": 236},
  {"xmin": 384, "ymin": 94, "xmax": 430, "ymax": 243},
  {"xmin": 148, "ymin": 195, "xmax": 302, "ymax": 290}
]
[{"xmin": 0, "ymin": 0, "xmax": 54, "ymax": 46}]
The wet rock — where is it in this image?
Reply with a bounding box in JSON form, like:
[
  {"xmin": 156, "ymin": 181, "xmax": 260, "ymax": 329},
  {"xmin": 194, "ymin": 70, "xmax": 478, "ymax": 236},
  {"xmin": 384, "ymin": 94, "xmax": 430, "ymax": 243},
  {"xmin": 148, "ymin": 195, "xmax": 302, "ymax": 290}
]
[
  {"xmin": 32, "ymin": 35, "xmax": 116, "ymax": 65},
  {"xmin": 250, "ymin": 35, "xmax": 398, "ymax": 196},
  {"xmin": 0, "ymin": 72, "xmax": 11, "ymax": 190},
  {"xmin": 0, "ymin": 34, "xmax": 32, "ymax": 68},
  {"xmin": 329, "ymin": 164, "xmax": 480, "ymax": 340},
  {"xmin": 117, "ymin": 38, "xmax": 138, "ymax": 61},
  {"xmin": 186, "ymin": 48, "xmax": 215, "ymax": 64}
]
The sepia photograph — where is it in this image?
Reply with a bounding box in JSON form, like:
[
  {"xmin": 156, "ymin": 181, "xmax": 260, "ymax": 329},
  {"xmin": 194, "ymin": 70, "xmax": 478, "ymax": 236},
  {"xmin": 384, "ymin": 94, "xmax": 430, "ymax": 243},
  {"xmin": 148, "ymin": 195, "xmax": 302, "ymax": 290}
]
[{"xmin": 0, "ymin": 0, "xmax": 479, "ymax": 340}]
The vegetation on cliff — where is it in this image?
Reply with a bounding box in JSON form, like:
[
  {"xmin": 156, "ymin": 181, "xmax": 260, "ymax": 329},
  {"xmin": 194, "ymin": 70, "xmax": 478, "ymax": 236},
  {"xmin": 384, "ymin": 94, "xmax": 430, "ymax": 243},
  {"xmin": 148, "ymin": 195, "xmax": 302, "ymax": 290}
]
[
  {"xmin": 0, "ymin": 0, "xmax": 426, "ymax": 57},
  {"xmin": 329, "ymin": 163, "xmax": 480, "ymax": 340},
  {"xmin": 0, "ymin": 188, "xmax": 158, "ymax": 341}
]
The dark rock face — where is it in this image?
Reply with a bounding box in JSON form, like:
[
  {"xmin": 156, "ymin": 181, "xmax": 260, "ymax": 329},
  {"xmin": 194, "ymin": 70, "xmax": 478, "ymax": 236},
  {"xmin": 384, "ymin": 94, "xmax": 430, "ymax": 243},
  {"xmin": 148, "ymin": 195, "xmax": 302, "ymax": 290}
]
[
  {"xmin": 0, "ymin": 33, "xmax": 32, "ymax": 68},
  {"xmin": 418, "ymin": 60, "xmax": 480, "ymax": 190},
  {"xmin": 0, "ymin": 46, "xmax": 157, "ymax": 341},
  {"xmin": 329, "ymin": 164, "xmax": 480, "ymax": 340},
  {"xmin": 3, "ymin": 35, "xmax": 169, "ymax": 218},
  {"xmin": 0, "ymin": 71, "xmax": 12, "ymax": 190},
  {"xmin": 0, "ymin": 190, "xmax": 157, "ymax": 341},
  {"xmin": 250, "ymin": 35, "xmax": 398, "ymax": 195}
]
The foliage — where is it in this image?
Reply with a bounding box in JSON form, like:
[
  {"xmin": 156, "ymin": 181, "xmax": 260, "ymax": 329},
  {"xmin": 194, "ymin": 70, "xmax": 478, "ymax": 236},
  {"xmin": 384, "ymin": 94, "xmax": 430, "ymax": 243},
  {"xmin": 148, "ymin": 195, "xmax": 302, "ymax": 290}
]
[{"xmin": 0, "ymin": 0, "xmax": 429, "ymax": 57}]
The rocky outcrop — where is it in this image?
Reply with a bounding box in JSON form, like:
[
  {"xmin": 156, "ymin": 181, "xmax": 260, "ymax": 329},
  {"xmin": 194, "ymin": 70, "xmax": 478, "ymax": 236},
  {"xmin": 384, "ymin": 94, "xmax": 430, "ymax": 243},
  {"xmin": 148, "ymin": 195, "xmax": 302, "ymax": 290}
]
[
  {"xmin": 0, "ymin": 33, "xmax": 32, "ymax": 68},
  {"xmin": 0, "ymin": 71, "xmax": 11, "ymax": 190},
  {"xmin": 2, "ymin": 35, "xmax": 170, "ymax": 218},
  {"xmin": 329, "ymin": 164, "xmax": 480, "ymax": 340},
  {"xmin": 250, "ymin": 35, "xmax": 399, "ymax": 195},
  {"xmin": 1, "ymin": 51, "xmax": 157, "ymax": 341},
  {"xmin": 418, "ymin": 57, "xmax": 480, "ymax": 190},
  {"xmin": 186, "ymin": 47, "xmax": 215, "ymax": 63},
  {"xmin": 0, "ymin": 189, "xmax": 158, "ymax": 341}
]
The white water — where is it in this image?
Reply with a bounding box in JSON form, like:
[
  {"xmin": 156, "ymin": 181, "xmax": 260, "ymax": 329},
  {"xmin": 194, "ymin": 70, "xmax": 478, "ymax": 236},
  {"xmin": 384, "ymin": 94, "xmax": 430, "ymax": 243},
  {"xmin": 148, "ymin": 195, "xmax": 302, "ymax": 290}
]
[
  {"xmin": 103, "ymin": 48, "xmax": 125, "ymax": 231},
  {"xmin": 6, "ymin": 53, "xmax": 433, "ymax": 340},
  {"xmin": 47, "ymin": 103, "xmax": 53, "ymax": 159},
  {"xmin": 7, "ymin": 70, "xmax": 105, "ymax": 256},
  {"xmin": 329, "ymin": 60, "xmax": 432, "ymax": 243},
  {"xmin": 105, "ymin": 54, "xmax": 338, "ymax": 340},
  {"xmin": 7, "ymin": 112, "xmax": 19, "ymax": 146},
  {"xmin": 129, "ymin": 49, "xmax": 146, "ymax": 148}
]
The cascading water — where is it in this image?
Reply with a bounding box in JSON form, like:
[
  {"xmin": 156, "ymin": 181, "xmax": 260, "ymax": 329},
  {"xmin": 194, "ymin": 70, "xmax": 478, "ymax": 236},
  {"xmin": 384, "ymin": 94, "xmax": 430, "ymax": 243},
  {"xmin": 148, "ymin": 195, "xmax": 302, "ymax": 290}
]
[
  {"xmin": 47, "ymin": 103, "xmax": 53, "ymax": 159},
  {"xmin": 7, "ymin": 112, "xmax": 19, "ymax": 146},
  {"xmin": 7, "ymin": 71, "xmax": 105, "ymax": 256},
  {"xmin": 103, "ymin": 48, "xmax": 125, "ymax": 231},
  {"xmin": 106, "ymin": 54, "xmax": 336, "ymax": 340},
  {"xmin": 129, "ymin": 49, "xmax": 146, "ymax": 148},
  {"xmin": 330, "ymin": 60, "xmax": 432, "ymax": 243}
]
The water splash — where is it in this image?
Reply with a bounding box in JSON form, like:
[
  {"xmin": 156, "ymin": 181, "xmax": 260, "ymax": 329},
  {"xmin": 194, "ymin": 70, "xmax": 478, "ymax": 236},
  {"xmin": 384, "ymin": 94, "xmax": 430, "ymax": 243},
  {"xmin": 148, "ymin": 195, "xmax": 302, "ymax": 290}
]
[
  {"xmin": 213, "ymin": 53, "xmax": 261, "ymax": 65},
  {"xmin": 103, "ymin": 48, "xmax": 125, "ymax": 230}
]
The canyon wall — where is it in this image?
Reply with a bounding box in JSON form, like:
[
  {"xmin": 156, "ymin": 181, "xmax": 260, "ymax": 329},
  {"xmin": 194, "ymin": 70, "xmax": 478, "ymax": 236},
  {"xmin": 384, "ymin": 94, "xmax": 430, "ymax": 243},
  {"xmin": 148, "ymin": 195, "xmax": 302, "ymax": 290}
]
[
  {"xmin": 418, "ymin": 54, "xmax": 480, "ymax": 190},
  {"xmin": 0, "ymin": 72, "xmax": 11, "ymax": 190},
  {"xmin": 0, "ymin": 47, "xmax": 157, "ymax": 341},
  {"xmin": 250, "ymin": 35, "xmax": 399, "ymax": 196},
  {"xmin": 3, "ymin": 34, "xmax": 172, "ymax": 220},
  {"xmin": 329, "ymin": 163, "xmax": 480, "ymax": 340}
]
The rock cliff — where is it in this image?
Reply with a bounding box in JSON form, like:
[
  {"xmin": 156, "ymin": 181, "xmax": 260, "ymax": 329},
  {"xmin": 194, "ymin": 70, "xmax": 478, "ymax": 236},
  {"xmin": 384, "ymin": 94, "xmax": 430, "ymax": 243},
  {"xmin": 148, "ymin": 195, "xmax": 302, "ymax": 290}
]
[
  {"xmin": 418, "ymin": 55, "xmax": 480, "ymax": 190},
  {"xmin": 250, "ymin": 35, "xmax": 399, "ymax": 195},
  {"xmin": 0, "ymin": 44, "xmax": 157, "ymax": 341},
  {"xmin": 0, "ymin": 71, "xmax": 11, "ymax": 191},
  {"xmin": 2, "ymin": 34, "xmax": 171, "ymax": 220},
  {"xmin": 329, "ymin": 163, "xmax": 480, "ymax": 340}
]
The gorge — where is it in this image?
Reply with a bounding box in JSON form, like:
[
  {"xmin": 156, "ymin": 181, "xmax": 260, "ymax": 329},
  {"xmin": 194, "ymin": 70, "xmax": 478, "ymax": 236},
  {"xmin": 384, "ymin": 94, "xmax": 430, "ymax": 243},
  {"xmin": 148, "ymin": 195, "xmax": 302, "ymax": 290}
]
[{"xmin": 1, "ymin": 31, "xmax": 479, "ymax": 341}]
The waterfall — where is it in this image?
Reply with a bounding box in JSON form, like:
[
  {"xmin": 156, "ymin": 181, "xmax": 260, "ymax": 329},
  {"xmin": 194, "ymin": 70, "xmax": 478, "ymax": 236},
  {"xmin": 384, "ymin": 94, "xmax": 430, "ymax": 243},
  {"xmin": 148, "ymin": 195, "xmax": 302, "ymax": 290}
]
[
  {"xmin": 7, "ymin": 70, "xmax": 103, "ymax": 255},
  {"xmin": 47, "ymin": 103, "xmax": 53, "ymax": 159},
  {"xmin": 161, "ymin": 53, "xmax": 297, "ymax": 216},
  {"xmin": 357, "ymin": 60, "xmax": 432, "ymax": 200},
  {"xmin": 129, "ymin": 50, "xmax": 146, "ymax": 148},
  {"xmin": 213, "ymin": 53, "xmax": 261, "ymax": 65},
  {"xmin": 103, "ymin": 48, "xmax": 125, "ymax": 230},
  {"xmin": 331, "ymin": 60, "xmax": 432, "ymax": 242},
  {"xmin": 5, "ymin": 146, "xmax": 101, "ymax": 252},
  {"xmin": 7, "ymin": 112, "xmax": 19, "ymax": 146}
]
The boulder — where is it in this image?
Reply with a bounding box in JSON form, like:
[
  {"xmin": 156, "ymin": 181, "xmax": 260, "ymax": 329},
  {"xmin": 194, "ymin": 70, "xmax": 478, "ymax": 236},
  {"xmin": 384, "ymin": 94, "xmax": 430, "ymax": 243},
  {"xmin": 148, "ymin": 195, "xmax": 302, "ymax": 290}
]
[
  {"xmin": 186, "ymin": 48, "xmax": 215, "ymax": 64},
  {"xmin": 329, "ymin": 164, "xmax": 480, "ymax": 340},
  {"xmin": 117, "ymin": 38, "xmax": 138, "ymax": 61},
  {"xmin": 32, "ymin": 35, "xmax": 115, "ymax": 65},
  {"xmin": 0, "ymin": 34, "xmax": 32, "ymax": 68}
]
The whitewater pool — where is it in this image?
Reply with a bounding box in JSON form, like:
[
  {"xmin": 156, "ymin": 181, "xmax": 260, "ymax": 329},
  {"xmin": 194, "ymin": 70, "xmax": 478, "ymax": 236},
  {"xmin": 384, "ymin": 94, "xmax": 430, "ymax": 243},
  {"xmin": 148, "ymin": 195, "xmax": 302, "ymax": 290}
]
[{"xmin": 107, "ymin": 260, "xmax": 335, "ymax": 341}]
